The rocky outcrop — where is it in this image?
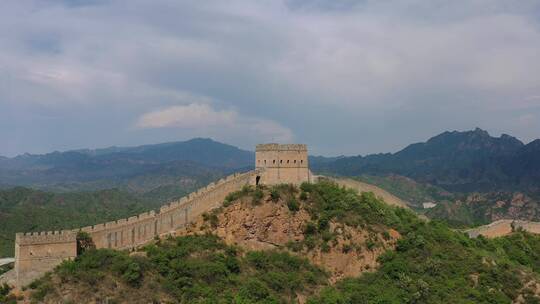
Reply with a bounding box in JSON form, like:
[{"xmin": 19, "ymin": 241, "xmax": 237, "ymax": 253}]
[{"xmin": 179, "ymin": 192, "xmax": 400, "ymax": 282}]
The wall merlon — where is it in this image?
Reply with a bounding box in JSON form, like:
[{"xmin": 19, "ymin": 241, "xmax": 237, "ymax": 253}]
[
  {"xmin": 160, "ymin": 205, "xmax": 171, "ymax": 212},
  {"xmin": 117, "ymin": 219, "xmax": 127, "ymax": 225},
  {"xmin": 256, "ymin": 143, "xmax": 307, "ymax": 151},
  {"xmin": 105, "ymin": 221, "xmax": 117, "ymax": 228},
  {"xmin": 16, "ymin": 230, "xmax": 76, "ymax": 245},
  {"xmin": 81, "ymin": 226, "xmax": 93, "ymax": 232}
]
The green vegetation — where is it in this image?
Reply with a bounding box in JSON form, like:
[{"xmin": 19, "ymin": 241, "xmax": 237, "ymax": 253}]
[
  {"xmin": 356, "ymin": 174, "xmax": 454, "ymax": 207},
  {"xmin": 223, "ymin": 185, "xmax": 269, "ymax": 207},
  {"xmin": 0, "ymin": 283, "xmax": 16, "ymax": 304},
  {"xmin": 309, "ymin": 227, "xmax": 540, "ymax": 303},
  {"xmin": 426, "ymin": 200, "xmax": 488, "ymax": 228},
  {"xmin": 302, "ymin": 185, "xmax": 540, "ymax": 303},
  {"xmin": 30, "ymin": 234, "xmax": 327, "ymax": 303},
  {"xmin": 426, "ymin": 192, "xmax": 540, "ymax": 228},
  {"xmin": 0, "ymin": 187, "xmax": 166, "ymax": 257},
  {"xmin": 313, "ymin": 128, "xmax": 539, "ymax": 194},
  {"xmin": 21, "ymin": 181, "xmax": 540, "ymax": 303}
]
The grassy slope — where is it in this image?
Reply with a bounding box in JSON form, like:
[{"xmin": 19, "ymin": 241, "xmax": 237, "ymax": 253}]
[{"xmin": 26, "ymin": 181, "xmax": 540, "ymax": 303}]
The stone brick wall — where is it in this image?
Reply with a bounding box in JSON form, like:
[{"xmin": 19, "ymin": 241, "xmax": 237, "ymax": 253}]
[
  {"xmin": 255, "ymin": 144, "xmax": 310, "ymax": 185},
  {"xmin": 13, "ymin": 169, "xmax": 259, "ymax": 287},
  {"xmin": 14, "ymin": 231, "xmax": 77, "ymax": 287},
  {"xmin": 466, "ymin": 219, "xmax": 540, "ymax": 238}
]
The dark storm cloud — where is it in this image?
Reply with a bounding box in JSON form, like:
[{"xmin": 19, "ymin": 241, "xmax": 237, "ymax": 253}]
[{"xmin": 1, "ymin": 0, "xmax": 539, "ymax": 156}]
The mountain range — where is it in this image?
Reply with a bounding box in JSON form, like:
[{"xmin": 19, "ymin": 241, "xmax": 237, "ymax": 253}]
[
  {"xmin": 1, "ymin": 128, "xmax": 539, "ymax": 197},
  {"xmin": 0, "ymin": 138, "xmax": 253, "ymax": 193},
  {"xmin": 314, "ymin": 128, "xmax": 540, "ymax": 194}
]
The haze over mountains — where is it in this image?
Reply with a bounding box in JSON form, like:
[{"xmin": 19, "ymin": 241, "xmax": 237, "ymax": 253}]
[
  {"xmin": 0, "ymin": 138, "xmax": 253, "ymax": 192},
  {"xmin": 1, "ymin": 128, "xmax": 539, "ymax": 196},
  {"xmin": 315, "ymin": 128, "xmax": 540, "ymax": 194}
]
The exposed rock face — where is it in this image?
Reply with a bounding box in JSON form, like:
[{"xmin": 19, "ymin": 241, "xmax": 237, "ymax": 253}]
[
  {"xmin": 179, "ymin": 194, "xmax": 399, "ymax": 282},
  {"xmin": 215, "ymin": 199, "xmax": 310, "ymax": 251}
]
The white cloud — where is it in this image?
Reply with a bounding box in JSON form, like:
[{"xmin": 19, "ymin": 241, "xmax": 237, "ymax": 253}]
[
  {"xmin": 137, "ymin": 104, "xmax": 236, "ymax": 129},
  {"xmin": 136, "ymin": 103, "xmax": 294, "ymax": 145}
]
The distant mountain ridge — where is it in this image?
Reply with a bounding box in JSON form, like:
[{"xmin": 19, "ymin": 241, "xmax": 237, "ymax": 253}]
[
  {"xmin": 1, "ymin": 138, "xmax": 254, "ymax": 169},
  {"xmin": 2, "ymin": 130, "xmax": 539, "ymax": 195},
  {"xmin": 0, "ymin": 138, "xmax": 254, "ymax": 192},
  {"xmin": 314, "ymin": 128, "xmax": 540, "ymax": 194}
]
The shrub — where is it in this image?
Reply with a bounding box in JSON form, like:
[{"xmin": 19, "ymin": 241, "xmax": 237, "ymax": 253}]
[
  {"xmin": 252, "ymin": 188, "xmax": 264, "ymax": 206},
  {"xmin": 321, "ymin": 243, "xmax": 331, "ymax": 253},
  {"xmin": 287, "ymin": 197, "xmax": 300, "ymax": 212},
  {"xmin": 238, "ymin": 279, "xmax": 273, "ymax": 302},
  {"xmin": 304, "ymin": 222, "xmax": 317, "ymax": 235},
  {"xmin": 76, "ymin": 231, "xmax": 95, "ymax": 255},
  {"xmin": 0, "ymin": 283, "xmax": 16, "ymax": 304},
  {"xmin": 317, "ymin": 217, "xmax": 329, "ymax": 232},
  {"xmin": 304, "ymin": 236, "xmax": 317, "ymax": 250},
  {"xmin": 270, "ymin": 189, "xmax": 280, "ymax": 202},
  {"xmin": 121, "ymin": 262, "xmax": 142, "ymax": 286},
  {"xmin": 286, "ymin": 240, "xmax": 304, "ymax": 252}
]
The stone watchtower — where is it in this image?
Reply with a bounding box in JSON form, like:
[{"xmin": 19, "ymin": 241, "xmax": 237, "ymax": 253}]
[{"xmin": 255, "ymin": 144, "xmax": 311, "ymax": 185}]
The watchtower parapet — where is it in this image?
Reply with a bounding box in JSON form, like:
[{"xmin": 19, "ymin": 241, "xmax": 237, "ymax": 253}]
[
  {"xmin": 255, "ymin": 143, "xmax": 310, "ymax": 185},
  {"xmin": 15, "ymin": 230, "xmax": 76, "ymax": 246}
]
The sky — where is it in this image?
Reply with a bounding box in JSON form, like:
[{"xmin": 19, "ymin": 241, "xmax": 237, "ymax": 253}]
[{"xmin": 1, "ymin": 0, "xmax": 540, "ymax": 157}]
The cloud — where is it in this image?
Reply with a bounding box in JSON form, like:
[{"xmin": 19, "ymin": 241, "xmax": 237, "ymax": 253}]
[
  {"xmin": 1, "ymin": 0, "xmax": 540, "ymax": 156},
  {"xmin": 137, "ymin": 104, "xmax": 236, "ymax": 129},
  {"xmin": 136, "ymin": 103, "xmax": 294, "ymax": 145}
]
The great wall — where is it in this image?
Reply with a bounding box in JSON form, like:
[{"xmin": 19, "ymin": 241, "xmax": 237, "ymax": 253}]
[
  {"xmin": 7, "ymin": 169, "xmax": 260, "ymax": 287},
  {"xmin": 3, "ymin": 142, "xmax": 540, "ymax": 289},
  {"xmin": 1, "ymin": 143, "xmax": 313, "ymax": 288},
  {"xmin": 465, "ymin": 219, "xmax": 540, "ymax": 238}
]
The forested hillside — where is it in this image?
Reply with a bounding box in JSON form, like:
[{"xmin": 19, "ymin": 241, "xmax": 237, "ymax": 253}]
[{"xmin": 0, "ymin": 187, "xmax": 181, "ymax": 257}]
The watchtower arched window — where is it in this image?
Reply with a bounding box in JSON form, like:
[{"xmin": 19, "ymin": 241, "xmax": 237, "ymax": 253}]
[
  {"xmin": 294, "ymin": 160, "xmax": 296, "ymax": 163},
  {"xmin": 287, "ymin": 160, "xmax": 290, "ymax": 163},
  {"xmin": 301, "ymin": 160, "xmax": 303, "ymax": 164},
  {"xmin": 273, "ymin": 160, "xmax": 276, "ymax": 164},
  {"xmin": 280, "ymin": 160, "xmax": 283, "ymax": 164}
]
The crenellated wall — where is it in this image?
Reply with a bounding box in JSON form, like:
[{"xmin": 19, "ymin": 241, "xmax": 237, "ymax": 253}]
[
  {"xmin": 15, "ymin": 231, "xmax": 77, "ymax": 287},
  {"xmin": 13, "ymin": 169, "xmax": 260, "ymax": 287},
  {"xmin": 466, "ymin": 219, "xmax": 540, "ymax": 238}
]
